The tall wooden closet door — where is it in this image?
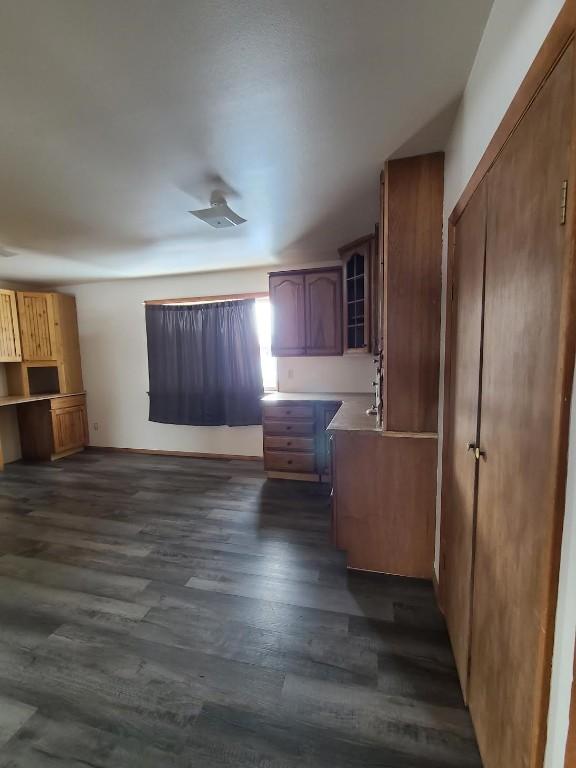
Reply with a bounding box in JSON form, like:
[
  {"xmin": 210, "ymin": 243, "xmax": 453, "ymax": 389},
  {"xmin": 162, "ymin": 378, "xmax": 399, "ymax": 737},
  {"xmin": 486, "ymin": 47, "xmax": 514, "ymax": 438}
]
[
  {"xmin": 469, "ymin": 44, "xmax": 574, "ymax": 768},
  {"xmin": 441, "ymin": 183, "xmax": 486, "ymax": 700}
]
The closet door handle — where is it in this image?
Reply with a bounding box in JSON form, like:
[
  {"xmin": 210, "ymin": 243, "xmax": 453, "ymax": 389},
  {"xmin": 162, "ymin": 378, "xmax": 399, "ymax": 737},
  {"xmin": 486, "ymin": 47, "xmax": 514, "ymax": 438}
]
[{"xmin": 467, "ymin": 443, "xmax": 486, "ymax": 460}]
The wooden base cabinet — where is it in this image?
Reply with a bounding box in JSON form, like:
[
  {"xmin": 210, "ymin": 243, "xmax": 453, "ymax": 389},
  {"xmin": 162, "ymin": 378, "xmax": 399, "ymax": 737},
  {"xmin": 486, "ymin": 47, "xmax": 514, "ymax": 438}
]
[
  {"xmin": 331, "ymin": 432, "xmax": 436, "ymax": 577},
  {"xmin": 262, "ymin": 399, "xmax": 341, "ymax": 482},
  {"xmin": 18, "ymin": 395, "xmax": 88, "ymax": 462}
]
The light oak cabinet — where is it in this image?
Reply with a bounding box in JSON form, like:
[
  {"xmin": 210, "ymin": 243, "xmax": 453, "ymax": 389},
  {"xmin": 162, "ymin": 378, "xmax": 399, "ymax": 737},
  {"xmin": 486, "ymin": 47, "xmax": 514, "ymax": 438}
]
[
  {"xmin": 17, "ymin": 291, "xmax": 57, "ymax": 361},
  {"xmin": 4, "ymin": 291, "xmax": 84, "ymax": 396},
  {"xmin": 270, "ymin": 268, "xmax": 342, "ymax": 357},
  {"xmin": 51, "ymin": 396, "xmax": 89, "ymax": 456},
  {"xmin": 18, "ymin": 394, "xmax": 88, "ymax": 462},
  {"xmin": 0, "ymin": 290, "xmax": 21, "ymax": 362}
]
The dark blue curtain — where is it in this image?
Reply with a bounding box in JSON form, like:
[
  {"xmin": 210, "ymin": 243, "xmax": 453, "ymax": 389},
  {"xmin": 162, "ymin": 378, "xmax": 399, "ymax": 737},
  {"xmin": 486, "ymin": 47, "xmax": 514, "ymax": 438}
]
[{"xmin": 146, "ymin": 299, "xmax": 263, "ymax": 426}]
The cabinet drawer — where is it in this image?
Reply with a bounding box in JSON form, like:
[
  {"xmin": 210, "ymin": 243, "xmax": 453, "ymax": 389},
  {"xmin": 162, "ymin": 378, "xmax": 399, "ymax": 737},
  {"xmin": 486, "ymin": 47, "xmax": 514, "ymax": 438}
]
[
  {"xmin": 264, "ymin": 436, "xmax": 315, "ymax": 452},
  {"xmin": 263, "ymin": 404, "xmax": 314, "ymax": 420},
  {"xmin": 263, "ymin": 419, "xmax": 315, "ymax": 436},
  {"xmin": 50, "ymin": 394, "xmax": 86, "ymax": 411},
  {"xmin": 265, "ymin": 451, "xmax": 316, "ymax": 473}
]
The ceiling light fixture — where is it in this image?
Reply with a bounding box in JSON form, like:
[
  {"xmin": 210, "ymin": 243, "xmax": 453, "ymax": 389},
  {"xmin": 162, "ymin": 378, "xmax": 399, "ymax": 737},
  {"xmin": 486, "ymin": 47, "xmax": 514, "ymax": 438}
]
[{"xmin": 189, "ymin": 190, "xmax": 246, "ymax": 229}]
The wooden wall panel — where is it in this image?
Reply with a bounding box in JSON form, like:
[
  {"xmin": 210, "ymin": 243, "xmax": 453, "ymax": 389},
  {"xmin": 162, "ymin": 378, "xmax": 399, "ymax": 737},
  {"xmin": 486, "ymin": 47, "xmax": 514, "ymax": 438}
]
[
  {"xmin": 469, "ymin": 44, "xmax": 573, "ymax": 768},
  {"xmin": 384, "ymin": 153, "xmax": 444, "ymax": 433},
  {"xmin": 333, "ymin": 432, "xmax": 436, "ymax": 578}
]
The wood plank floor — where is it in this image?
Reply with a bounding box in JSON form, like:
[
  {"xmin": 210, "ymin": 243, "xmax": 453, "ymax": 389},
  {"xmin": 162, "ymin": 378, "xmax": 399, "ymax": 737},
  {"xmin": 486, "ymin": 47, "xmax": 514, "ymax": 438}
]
[{"xmin": 0, "ymin": 450, "xmax": 481, "ymax": 767}]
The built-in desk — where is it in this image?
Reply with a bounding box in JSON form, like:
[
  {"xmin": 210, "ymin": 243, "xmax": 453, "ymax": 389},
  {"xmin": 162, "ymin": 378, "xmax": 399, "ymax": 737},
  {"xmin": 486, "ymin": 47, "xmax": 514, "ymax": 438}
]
[{"xmin": 0, "ymin": 391, "xmax": 87, "ymax": 469}]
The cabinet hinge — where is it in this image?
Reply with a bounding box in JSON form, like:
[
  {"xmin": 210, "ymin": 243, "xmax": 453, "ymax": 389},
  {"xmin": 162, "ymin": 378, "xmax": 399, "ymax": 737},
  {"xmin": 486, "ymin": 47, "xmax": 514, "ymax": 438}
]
[{"xmin": 561, "ymin": 180, "xmax": 568, "ymax": 226}]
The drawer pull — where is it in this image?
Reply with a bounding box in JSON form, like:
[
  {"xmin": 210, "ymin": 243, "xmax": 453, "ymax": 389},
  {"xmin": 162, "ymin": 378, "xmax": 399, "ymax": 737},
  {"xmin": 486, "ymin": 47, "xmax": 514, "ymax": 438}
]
[
  {"xmin": 286, "ymin": 426, "xmax": 292, "ymax": 431},
  {"xmin": 287, "ymin": 460, "xmax": 293, "ymax": 465},
  {"xmin": 287, "ymin": 441, "xmax": 292, "ymax": 446}
]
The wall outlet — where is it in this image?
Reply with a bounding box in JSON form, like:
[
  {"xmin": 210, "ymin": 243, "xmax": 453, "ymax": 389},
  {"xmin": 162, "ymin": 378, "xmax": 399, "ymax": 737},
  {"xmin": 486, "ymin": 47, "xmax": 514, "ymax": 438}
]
[
  {"xmin": 93, "ymin": 422, "xmax": 99, "ymax": 431},
  {"xmin": 287, "ymin": 368, "xmax": 294, "ymax": 380}
]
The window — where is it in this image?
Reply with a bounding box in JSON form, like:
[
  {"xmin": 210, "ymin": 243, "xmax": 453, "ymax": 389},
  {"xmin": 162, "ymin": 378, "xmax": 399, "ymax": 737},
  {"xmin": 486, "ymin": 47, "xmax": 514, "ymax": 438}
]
[
  {"xmin": 145, "ymin": 297, "xmax": 266, "ymax": 427},
  {"xmin": 255, "ymin": 296, "xmax": 277, "ymax": 391}
]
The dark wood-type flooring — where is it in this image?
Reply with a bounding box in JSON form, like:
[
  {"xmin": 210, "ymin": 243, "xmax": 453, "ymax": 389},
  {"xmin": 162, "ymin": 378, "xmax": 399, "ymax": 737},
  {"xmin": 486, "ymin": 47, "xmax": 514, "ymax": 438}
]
[{"xmin": 0, "ymin": 450, "xmax": 481, "ymax": 767}]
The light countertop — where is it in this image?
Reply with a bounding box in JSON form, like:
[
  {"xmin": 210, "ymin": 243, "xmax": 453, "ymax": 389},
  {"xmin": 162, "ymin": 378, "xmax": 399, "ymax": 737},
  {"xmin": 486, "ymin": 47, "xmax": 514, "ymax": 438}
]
[
  {"xmin": 261, "ymin": 392, "xmax": 438, "ymax": 437},
  {"xmin": 262, "ymin": 391, "xmax": 380, "ymax": 433}
]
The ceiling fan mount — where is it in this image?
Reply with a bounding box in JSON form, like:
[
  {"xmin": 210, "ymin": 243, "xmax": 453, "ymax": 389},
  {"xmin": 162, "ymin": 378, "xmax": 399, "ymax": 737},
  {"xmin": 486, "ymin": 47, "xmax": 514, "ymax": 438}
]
[{"xmin": 189, "ymin": 190, "xmax": 246, "ymax": 229}]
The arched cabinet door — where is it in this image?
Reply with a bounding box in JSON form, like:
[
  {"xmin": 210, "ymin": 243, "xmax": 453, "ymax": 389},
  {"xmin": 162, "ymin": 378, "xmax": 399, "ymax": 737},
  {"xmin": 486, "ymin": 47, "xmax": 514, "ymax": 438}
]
[
  {"xmin": 305, "ymin": 270, "xmax": 343, "ymax": 356},
  {"xmin": 269, "ymin": 273, "xmax": 306, "ymax": 356}
]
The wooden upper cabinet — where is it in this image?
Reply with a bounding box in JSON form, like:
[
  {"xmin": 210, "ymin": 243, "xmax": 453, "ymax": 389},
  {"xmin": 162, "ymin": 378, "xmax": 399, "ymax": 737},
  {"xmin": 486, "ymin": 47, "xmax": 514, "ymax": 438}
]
[
  {"xmin": 9, "ymin": 291, "xmax": 84, "ymax": 396},
  {"xmin": 382, "ymin": 153, "xmax": 444, "ymax": 433},
  {"xmin": 269, "ymin": 268, "xmax": 342, "ymax": 356},
  {"xmin": 305, "ymin": 269, "xmax": 342, "ymax": 356},
  {"xmin": 0, "ymin": 289, "xmax": 22, "ymax": 362},
  {"xmin": 270, "ymin": 273, "xmax": 306, "ymax": 356},
  {"xmin": 17, "ymin": 291, "xmax": 58, "ymax": 361},
  {"xmin": 339, "ymin": 235, "xmax": 375, "ymax": 354}
]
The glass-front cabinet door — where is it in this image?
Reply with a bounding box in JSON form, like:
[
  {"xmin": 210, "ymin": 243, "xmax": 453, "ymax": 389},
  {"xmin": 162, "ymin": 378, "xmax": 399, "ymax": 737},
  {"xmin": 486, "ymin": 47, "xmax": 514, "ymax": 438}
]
[{"xmin": 339, "ymin": 234, "xmax": 375, "ymax": 354}]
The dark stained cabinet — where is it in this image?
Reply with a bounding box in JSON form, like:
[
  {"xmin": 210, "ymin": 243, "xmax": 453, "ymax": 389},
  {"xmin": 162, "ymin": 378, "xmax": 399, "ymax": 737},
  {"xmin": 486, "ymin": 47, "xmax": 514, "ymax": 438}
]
[
  {"xmin": 262, "ymin": 397, "xmax": 341, "ymax": 481},
  {"xmin": 339, "ymin": 232, "xmax": 378, "ymax": 355},
  {"xmin": 381, "ymin": 153, "xmax": 444, "ymax": 433},
  {"xmin": 269, "ymin": 272, "xmax": 306, "ymax": 356},
  {"xmin": 270, "ymin": 267, "xmax": 342, "ymax": 357},
  {"xmin": 304, "ymin": 270, "xmax": 342, "ymax": 356}
]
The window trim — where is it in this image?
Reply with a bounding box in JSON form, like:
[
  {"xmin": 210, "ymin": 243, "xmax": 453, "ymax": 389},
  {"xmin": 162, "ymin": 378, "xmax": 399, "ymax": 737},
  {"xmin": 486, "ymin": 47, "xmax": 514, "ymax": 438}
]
[{"xmin": 144, "ymin": 291, "xmax": 268, "ymax": 306}]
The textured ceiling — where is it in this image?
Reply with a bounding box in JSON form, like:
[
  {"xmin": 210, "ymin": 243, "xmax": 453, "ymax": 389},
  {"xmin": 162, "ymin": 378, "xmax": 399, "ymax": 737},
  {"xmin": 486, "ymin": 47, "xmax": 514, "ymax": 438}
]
[{"xmin": 0, "ymin": 0, "xmax": 492, "ymax": 284}]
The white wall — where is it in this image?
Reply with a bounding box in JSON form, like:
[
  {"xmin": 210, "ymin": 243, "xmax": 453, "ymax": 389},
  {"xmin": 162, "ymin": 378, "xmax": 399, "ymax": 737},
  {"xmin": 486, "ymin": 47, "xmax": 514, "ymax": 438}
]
[
  {"xmin": 278, "ymin": 355, "xmax": 374, "ymax": 393},
  {"xmin": 438, "ymin": 1, "xmax": 572, "ymax": 765},
  {"xmin": 547, "ymin": 372, "xmax": 576, "ymax": 767},
  {"xmin": 63, "ymin": 267, "xmax": 372, "ymax": 459}
]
